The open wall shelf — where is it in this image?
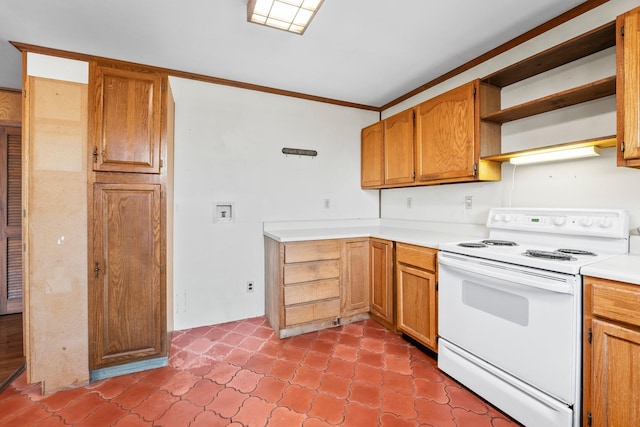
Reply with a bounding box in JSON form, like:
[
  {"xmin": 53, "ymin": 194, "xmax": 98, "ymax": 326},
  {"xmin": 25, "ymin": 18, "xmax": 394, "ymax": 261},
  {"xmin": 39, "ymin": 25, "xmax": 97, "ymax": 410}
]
[
  {"xmin": 482, "ymin": 21, "xmax": 616, "ymax": 88},
  {"xmin": 481, "ymin": 76, "xmax": 616, "ymax": 123},
  {"xmin": 480, "ymin": 20, "xmax": 617, "ymax": 157}
]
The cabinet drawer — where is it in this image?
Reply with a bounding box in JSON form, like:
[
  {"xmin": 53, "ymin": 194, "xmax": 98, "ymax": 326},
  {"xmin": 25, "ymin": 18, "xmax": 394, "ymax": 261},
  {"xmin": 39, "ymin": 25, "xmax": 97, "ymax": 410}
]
[
  {"xmin": 284, "ymin": 279, "xmax": 340, "ymax": 305},
  {"xmin": 396, "ymin": 242, "xmax": 436, "ymax": 271},
  {"xmin": 285, "ymin": 299, "xmax": 340, "ymax": 326},
  {"xmin": 283, "ymin": 260, "xmax": 340, "ymax": 285},
  {"xmin": 284, "ymin": 240, "xmax": 341, "ymax": 264},
  {"xmin": 592, "ymin": 280, "xmax": 640, "ymax": 328}
]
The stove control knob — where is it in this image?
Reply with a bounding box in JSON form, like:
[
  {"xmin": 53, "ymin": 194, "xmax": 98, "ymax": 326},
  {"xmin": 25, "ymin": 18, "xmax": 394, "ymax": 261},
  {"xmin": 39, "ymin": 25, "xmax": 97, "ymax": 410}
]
[
  {"xmin": 597, "ymin": 217, "xmax": 612, "ymax": 228},
  {"xmin": 503, "ymin": 214, "xmax": 513, "ymax": 223},
  {"xmin": 553, "ymin": 216, "xmax": 566, "ymax": 226},
  {"xmin": 581, "ymin": 217, "xmax": 594, "ymax": 227},
  {"xmin": 493, "ymin": 213, "xmax": 502, "ymax": 222}
]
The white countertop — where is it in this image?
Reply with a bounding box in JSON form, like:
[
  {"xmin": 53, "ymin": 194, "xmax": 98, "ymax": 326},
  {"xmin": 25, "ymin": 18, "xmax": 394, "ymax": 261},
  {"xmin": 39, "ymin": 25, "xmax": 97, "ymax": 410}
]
[
  {"xmin": 263, "ymin": 218, "xmax": 487, "ymax": 249},
  {"xmin": 265, "ymin": 219, "xmax": 640, "ymax": 284},
  {"xmin": 581, "ymin": 253, "xmax": 640, "ymax": 285}
]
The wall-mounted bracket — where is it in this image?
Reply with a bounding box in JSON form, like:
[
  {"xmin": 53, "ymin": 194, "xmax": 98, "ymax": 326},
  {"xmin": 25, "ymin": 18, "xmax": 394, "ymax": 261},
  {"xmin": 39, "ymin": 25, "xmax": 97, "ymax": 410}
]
[{"xmin": 282, "ymin": 147, "xmax": 317, "ymax": 157}]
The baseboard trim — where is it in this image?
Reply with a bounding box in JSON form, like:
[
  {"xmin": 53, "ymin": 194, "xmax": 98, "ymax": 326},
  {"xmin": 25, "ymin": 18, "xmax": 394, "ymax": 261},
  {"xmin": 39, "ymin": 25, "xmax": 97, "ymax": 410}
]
[{"xmin": 90, "ymin": 357, "xmax": 168, "ymax": 382}]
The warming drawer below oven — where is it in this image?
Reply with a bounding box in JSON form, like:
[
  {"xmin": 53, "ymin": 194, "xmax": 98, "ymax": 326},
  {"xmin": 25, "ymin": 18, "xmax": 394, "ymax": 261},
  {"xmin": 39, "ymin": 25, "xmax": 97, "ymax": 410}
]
[{"xmin": 438, "ymin": 339, "xmax": 573, "ymax": 427}]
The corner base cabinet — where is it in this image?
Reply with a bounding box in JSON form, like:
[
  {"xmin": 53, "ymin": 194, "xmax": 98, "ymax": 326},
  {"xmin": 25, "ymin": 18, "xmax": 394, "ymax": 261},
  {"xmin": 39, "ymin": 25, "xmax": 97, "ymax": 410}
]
[
  {"xmin": 396, "ymin": 243, "xmax": 438, "ymax": 352},
  {"xmin": 583, "ymin": 276, "xmax": 640, "ymax": 426},
  {"xmin": 369, "ymin": 238, "xmax": 395, "ymax": 330},
  {"xmin": 265, "ymin": 237, "xmax": 370, "ymax": 338}
]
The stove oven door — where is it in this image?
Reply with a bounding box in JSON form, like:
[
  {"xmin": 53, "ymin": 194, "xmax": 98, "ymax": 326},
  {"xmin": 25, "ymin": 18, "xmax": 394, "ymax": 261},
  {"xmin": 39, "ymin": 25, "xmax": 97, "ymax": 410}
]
[{"xmin": 437, "ymin": 252, "xmax": 581, "ymax": 427}]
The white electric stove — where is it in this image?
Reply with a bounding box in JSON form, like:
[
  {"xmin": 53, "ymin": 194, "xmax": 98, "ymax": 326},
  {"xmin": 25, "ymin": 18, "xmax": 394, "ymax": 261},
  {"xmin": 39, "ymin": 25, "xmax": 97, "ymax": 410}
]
[{"xmin": 437, "ymin": 207, "xmax": 630, "ymax": 427}]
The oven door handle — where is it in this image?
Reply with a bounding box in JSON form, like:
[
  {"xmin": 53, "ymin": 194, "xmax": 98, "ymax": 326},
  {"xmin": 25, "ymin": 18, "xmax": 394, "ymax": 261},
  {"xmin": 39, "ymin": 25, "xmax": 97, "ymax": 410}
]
[{"xmin": 438, "ymin": 254, "xmax": 574, "ymax": 294}]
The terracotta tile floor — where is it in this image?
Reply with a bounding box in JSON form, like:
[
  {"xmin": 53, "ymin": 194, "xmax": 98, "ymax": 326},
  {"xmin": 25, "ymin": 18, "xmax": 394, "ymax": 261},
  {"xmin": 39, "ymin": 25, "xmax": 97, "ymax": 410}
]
[{"xmin": 0, "ymin": 317, "xmax": 522, "ymax": 426}]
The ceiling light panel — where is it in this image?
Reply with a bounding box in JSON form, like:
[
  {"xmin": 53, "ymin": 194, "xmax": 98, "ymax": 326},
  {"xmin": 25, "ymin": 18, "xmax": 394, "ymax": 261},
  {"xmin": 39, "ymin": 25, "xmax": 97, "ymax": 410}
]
[{"xmin": 248, "ymin": 0, "xmax": 324, "ymax": 34}]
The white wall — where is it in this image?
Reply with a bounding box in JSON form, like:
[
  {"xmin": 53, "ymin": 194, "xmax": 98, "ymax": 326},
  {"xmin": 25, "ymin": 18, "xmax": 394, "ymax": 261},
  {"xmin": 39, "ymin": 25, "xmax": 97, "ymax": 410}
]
[
  {"xmin": 170, "ymin": 77, "xmax": 379, "ymax": 330},
  {"xmin": 380, "ymin": 0, "xmax": 640, "ymax": 231},
  {"xmin": 171, "ymin": 0, "xmax": 640, "ymax": 330}
]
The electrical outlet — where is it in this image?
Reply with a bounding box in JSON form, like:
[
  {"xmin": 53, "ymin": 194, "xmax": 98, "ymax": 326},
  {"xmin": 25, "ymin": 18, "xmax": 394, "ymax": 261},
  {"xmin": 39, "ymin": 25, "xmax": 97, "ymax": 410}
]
[
  {"xmin": 407, "ymin": 197, "xmax": 412, "ymax": 208},
  {"xmin": 464, "ymin": 196, "xmax": 473, "ymax": 210},
  {"xmin": 247, "ymin": 281, "xmax": 254, "ymax": 293},
  {"xmin": 324, "ymin": 199, "xmax": 330, "ymax": 209}
]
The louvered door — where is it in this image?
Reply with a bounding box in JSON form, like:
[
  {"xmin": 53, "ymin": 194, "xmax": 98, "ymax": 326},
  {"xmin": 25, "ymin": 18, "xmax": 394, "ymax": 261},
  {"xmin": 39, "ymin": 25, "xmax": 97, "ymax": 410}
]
[{"xmin": 0, "ymin": 126, "xmax": 22, "ymax": 314}]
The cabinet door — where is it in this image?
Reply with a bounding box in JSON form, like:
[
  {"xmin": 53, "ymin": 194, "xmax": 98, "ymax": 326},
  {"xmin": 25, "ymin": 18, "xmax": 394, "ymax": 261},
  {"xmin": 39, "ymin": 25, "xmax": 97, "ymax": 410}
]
[
  {"xmin": 591, "ymin": 319, "xmax": 640, "ymax": 426},
  {"xmin": 90, "ymin": 183, "xmax": 165, "ymax": 369},
  {"xmin": 384, "ymin": 109, "xmax": 414, "ymax": 185},
  {"xmin": 618, "ymin": 8, "xmax": 640, "ymax": 166},
  {"xmin": 92, "ymin": 65, "xmax": 162, "ymax": 174},
  {"xmin": 370, "ymin": 239, "xmax": 394, "ymax": 325},
  {"xmin": 361, "ymin": 122, "xmax": 384, "ymax": 188},
  {"xmin": 396, "ymin": 263, "xmax": 437, "ymax": 351},
  {"xmin": 342, "ymin": 239, "xmax": 370, "ymax": 316},
  {"xmin": 415, "ymin": 81, "xmax": 476, "ymax": 181}
]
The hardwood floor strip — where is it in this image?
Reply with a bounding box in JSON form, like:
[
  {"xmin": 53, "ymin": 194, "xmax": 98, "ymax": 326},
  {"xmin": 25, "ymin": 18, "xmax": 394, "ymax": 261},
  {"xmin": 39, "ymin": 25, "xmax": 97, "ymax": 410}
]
[{"xmin": 0, "ymin": 313, "xmax": 24, "ymax": 393}]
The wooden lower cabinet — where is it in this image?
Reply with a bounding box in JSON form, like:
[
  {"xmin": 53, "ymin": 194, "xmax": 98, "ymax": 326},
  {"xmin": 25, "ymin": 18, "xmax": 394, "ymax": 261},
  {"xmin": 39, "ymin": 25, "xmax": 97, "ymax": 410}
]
[
  {"xmin": 89, "ymin": 183, "xmax": 165, "ymax": 369},
  {"xmin": 342, "ymin": 239, "xmax": 370, "ymax": 317},
  {"xmin": 265, "ymin": 236, "xmax": 441, "ymax": 347},
  {"xmin": 396, "ymin": 243, "xmax": 438, "ymax": 352},
  {"xmin": 369, "ymin": 238, "xmax": 394, "ymax": 329},
  {"xmin": 265, "ymin": 238, "xmax": 370, "ymax": 338},
  {"xmin": 584, "ymin": 276, "xmax": 640, "ymax": 426}
]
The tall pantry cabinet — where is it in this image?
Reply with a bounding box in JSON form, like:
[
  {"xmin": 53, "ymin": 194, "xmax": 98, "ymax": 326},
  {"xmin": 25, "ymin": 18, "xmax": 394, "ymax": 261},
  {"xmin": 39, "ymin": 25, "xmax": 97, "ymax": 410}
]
[{"xmin": 88, "ymin": 60, "xmax": 174, "ymax": 373}]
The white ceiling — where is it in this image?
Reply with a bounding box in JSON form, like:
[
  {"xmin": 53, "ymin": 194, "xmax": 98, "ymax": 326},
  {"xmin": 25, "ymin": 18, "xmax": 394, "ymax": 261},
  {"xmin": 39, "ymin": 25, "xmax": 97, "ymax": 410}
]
[{"xmin": 0, "ymin": 0, "xmax": 586, "ymax": 108}]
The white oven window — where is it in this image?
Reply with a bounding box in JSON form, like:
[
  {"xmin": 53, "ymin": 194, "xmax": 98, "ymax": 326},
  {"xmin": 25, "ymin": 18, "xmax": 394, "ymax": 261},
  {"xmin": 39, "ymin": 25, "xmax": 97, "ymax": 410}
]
[{"xmin": 462, "ymin": 280, "xmax": 529, "ymax": 326}]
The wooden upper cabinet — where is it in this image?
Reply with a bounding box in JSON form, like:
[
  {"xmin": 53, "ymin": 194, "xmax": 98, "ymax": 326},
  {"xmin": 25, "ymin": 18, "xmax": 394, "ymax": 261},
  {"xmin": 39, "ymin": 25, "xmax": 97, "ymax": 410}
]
[
  {"xmin": 383, "ymin": 109, "xmax": 415, "ymax": 185},
  {"xmin": 361, "ymin": 121, "xmax": 384, "ymax": 188},
  {"xmin": 361, "ymin": 109, "xmax": 415, "ymax": 189},
  {"xmin": 91, "ymin": 64, "xmax": 163, "ymax": 174},
  {"xmin": 415, "ymin": 81, "xmax": 477, "ymax": 182},
  {"xmin": 415, "ymin": 80, "xmax": 501, "ymax": 184},
  {"xmin": 617, "ymin": 7, "xmax": 640, "ymax": 168}
]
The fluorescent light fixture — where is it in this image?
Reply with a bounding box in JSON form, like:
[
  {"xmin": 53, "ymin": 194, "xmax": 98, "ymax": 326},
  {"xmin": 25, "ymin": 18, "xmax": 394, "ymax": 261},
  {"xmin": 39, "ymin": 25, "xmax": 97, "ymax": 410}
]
[
  {"xmin": 247, "ymin": 0, "xmax": 324, "ymax": 34},
  {"xmin": 509, "ymin": 146, "xmax": 601, "ymax": 165}
]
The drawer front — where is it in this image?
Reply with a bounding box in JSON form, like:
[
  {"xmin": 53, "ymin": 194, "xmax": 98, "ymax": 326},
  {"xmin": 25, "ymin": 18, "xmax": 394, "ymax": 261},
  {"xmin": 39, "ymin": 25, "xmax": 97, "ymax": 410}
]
[
  {"xmin": 396, "ymin": 242, "xmax": 437, "ymax": 271},
  {"xmin": 285, "ymin": 299, "xmax": 341, "ymax": 326},
  {"xmin": 284, "ymin": 240, "xmax": 341, "ymax": 264},
  {"xmin": 592, "ymin": 280, "xmax": 640, "ymax": 328},
  {"xmin": 284, "ymin": 279, "xmax": 340, "ymax": 305},
  {"xmin": 284, "ymin": 260, "xmax": 340, "ymax": 285}
]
